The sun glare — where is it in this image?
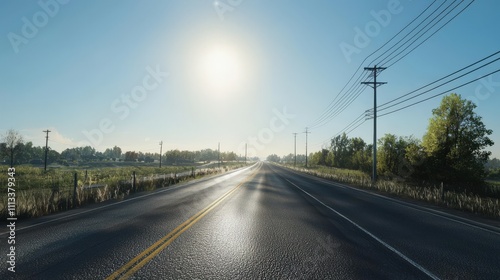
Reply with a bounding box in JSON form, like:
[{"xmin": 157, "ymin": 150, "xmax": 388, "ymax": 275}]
[{"xmin": 198, "ymin": 45, "xmax": 245, "ymax": 97}]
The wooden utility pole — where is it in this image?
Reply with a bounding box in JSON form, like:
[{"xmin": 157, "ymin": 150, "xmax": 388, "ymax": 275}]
[
  {"xmin": 362, "ymin": 65, "xmax": 386, "ymax": 182},
  {"xmin": 159, "ymin": 141, "xmax": 163, "ymax": 168},
  {"xmin": 293, "ymin": 133, "xmax": 298, "ymax": 167},
  {"xmin": 304, "ymin": 128, "xmax": 310, "ymax": 168},
  {"xmin": 43, "ymin": 129, "xmax": 51, "ymax": 171}
]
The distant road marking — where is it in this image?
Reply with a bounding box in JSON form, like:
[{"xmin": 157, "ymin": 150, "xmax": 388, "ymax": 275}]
[
  {"xmin": 278, "ymin": 174, "xmax": 440, "ymax": 280},
  {"xmin": 106, "ymin": 163, "xmax": 261, "ymax": 280}
]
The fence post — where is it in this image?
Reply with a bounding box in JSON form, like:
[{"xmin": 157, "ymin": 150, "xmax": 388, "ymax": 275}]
[
  {"xmin": 192, "ymin": 167, "xmax": 194, "ymax": 178},
  {"xmin": 73, "ymin": 172, "xmax": 77, "ymax": 208},
  {"xmin": 66, "ymin": 190, "xmax": 69, "ymax": 210},
  {"xmin": 133, "ymin": 171, "xmax": 136, "ymax": 192}
]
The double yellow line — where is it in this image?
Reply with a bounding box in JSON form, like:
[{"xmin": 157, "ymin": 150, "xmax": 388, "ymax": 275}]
[{"xmin": 106, "ymin": 164, "xmax": 260, "ymax": 280}]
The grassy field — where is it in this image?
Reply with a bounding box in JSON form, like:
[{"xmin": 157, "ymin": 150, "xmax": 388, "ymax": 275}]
[
  {"xmin": 0, "ymin": 161, "xmax": 249, "ymax": 219},
  {"xmin": 283, "ymin": 164, "xmax": 500, "ymax": 218}
]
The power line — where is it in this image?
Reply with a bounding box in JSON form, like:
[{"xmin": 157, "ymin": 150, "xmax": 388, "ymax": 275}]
[
  {"xmin": 308, "ymin": 0, "xmax": 470, "ymax": 129},
  {"xmin": 308, "ymin": 1, "xmax": 439, "ymax": 129},
  {"xmin": 308, "ymin": 72, "xmax": 370, "ymax": 129},
  {"xmin": 380, "ymin": 58, "xmax": 500, "ymax": 112},
  {"xmin": 307, "ymin": 1, "xmax": 476, "ymax": 158},
  {"xmin": 377, "ymin": 53, "xmax": 500, "ymax": 114},
  {"xmin": 377, "ymin": 51, "xmax": 500, "ymax": 111},
  {"xmin": 378, "ymin": 68, "xmax": 500, "ymax": 118},
  {"xmin": 320, "ymin": 76, "xmax": 371, "ymax": 123},
  {"xmin": 369, "ymin": 0, "xmax": 445, "ymax": 66},
  {"xmin": 312, "ymin": 52, "xmax": 495, "ymax": 158},
  {"xmin": 345, "ymin": 119, "xmax": 367, "ymax": 135},
  {"xmin": 312, "ymin": 112, "xmax": 365, "ymax": 149},
  {"xmin": 381, "ymin": 1, "xmax": 475, "ymax": 67},
  {"xmin": 375, "ymin": 0, "xmax": 458, "ymax": 66},
  {"xmin": 334, "ymin": 112, "xmax": 366, "ymax": 137}
]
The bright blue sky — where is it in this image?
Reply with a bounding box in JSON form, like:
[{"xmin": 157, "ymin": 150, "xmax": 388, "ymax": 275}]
[{"xmin": 1, "ymin": 0, "xmax": 499, "ymax": 159}]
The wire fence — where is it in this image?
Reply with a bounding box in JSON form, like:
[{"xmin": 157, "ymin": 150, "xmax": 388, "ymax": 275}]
[{"xmin": 0, "ymin": 163, "xmax": 245, "ymax": 219}]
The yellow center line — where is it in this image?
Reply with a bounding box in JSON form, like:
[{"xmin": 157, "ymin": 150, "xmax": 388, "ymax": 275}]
[{"xmin": 106, "ymin": 163, "xmax": 261, "ymax": 280}]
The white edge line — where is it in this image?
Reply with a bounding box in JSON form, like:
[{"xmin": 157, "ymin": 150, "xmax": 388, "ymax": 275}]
[
  {"xmin": 1, "ymin": 163, "xmax": 257, "ymax": 234},
  {"xmin": 281, "ymin": 175, "xmax": 440, "ymax": 280},
  {"xmin": 279, "ymin": 165, "xmax": 500, "ymax": 236}
]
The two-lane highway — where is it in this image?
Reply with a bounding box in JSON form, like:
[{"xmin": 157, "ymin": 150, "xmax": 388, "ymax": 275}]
[{"xmin": 1, "ymin": 162, "xmax": 499, "ymax": 279}]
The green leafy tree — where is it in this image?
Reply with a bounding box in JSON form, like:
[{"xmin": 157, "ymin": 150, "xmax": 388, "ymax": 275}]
[
  {"xmin": 104, "ymin": 146, "xmax": 122, "ymax": 160},
  {"xmin": 330, "ymin": 133, "xmax": 351, "ymax": 168},
  {"xmin": 124, "ymin": 151, "xmax": 138, "ymax": 162},
  {"xmin": 377, "ymin": 134, "xmax": 416, "ymax": 178},
  {"xmin": 349, "ymin": 137, "xmax": 367, "ymax": 170},
  {"xmin": 222, "ymin": 151, "xmax": 237, "ymax": 161},
  {"xmin": 17, "ymin": 142, "xmax": 40, "ymax": 163},
  {"xmin": 310, "ymin": 149, "xmax": 329, "ymax": 166},
  {"xmin": 326, "ymin": 150, "xmax": 335, "ymax": 167},
  {"xmin": 281, "ymin": 153, "xmax": 295, "ymax": 164},
  {"xmin": 403, "ymin": 139, "xmax": 428, "ymax": 180},
  {"xmin": 422, "ymin": 93, "xmax": 493, "ymax": 183},
  {"xmin": 196, "ymin": 149, "xmax": 218, "ymax": 162},
  {"xmin": 47, "ymin": 149, "xmax": 61, "ymax": 164},
  {"xmin": 309, "ymin": 151, "xmax": 321, "ymax": 166},
  {"xmin": 81, "ymin": 146, "xmax": 96, "ymax": 161}
]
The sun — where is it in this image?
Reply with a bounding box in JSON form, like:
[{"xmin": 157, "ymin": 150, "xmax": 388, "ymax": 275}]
[{"xmin": 198, "ymin": 45, "xmax": 245, "ymax": 97}]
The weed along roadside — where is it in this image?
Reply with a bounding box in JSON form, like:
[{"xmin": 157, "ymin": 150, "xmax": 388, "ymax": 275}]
[
  {"xmin": 0, "ymin": 163, "xmax": 248, "ymax": 219},
  {"xmin": 279, "ymin": 164, "xmax": 500, "ymax": 219}
]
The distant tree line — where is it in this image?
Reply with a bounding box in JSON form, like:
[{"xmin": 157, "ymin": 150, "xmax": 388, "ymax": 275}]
[
  {"xmin": 161, "ymin": 149, "xmax": 239, "ymax": 165},
  {"xmin": 267, "ymin": 153, "xmax": 307, "ymax": 165},
  {"xmin": 0, "ymin": 131, "xmax": 245, "ymax": 166}
]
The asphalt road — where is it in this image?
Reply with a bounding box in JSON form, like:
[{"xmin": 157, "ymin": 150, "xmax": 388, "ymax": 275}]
[{"xmin": 1, "ymin": 162, "xmax": 499, "ymax": 279}]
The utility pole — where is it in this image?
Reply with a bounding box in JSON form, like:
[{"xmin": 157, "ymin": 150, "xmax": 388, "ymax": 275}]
[
  {"xmin": 159, "ymin": 141, "xmax": 163, "ymax": 168},
  {"xmin": 43, "ymin": 129, "xmax": 51, "ymax": 171},
  {"xmin": 304, "ymin": 128, "xmax": 310, "ymax": 168},
  {"xmin": 245, "ymin": 143, "xmax": 247, "ymax": 164},
  {"xmin": 362, "ymin": 65, "xmax": 386, "ymax": 182},
  {"xmin": 293, "ymin": 133, "xmax": 298, "ymax": 167},
  {"xmin": 218, "ymin": 142, "xmax": 220, "ymax": 168}
]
